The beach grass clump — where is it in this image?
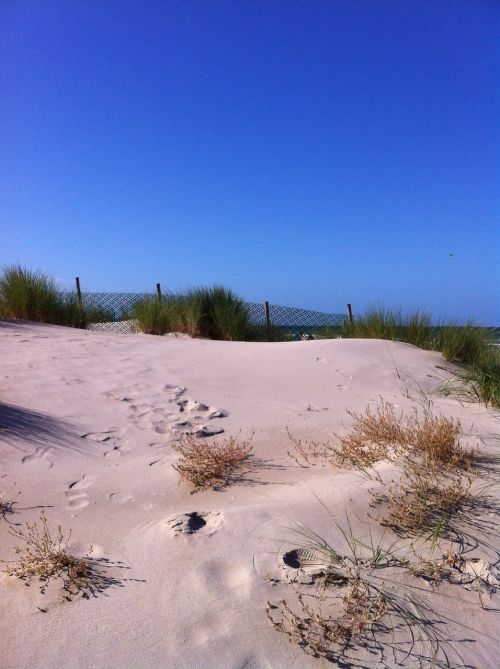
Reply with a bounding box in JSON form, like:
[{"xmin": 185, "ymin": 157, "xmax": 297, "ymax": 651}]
[
  {"xmin": 341, "ymin": 307, "xmax": 434, "ymax": 348},
  {"xmin": 175, "ymin": 289, "xmax": 205, "ymax": 337},
  {"xmin": 0, "ymin": 265, "xmax": 112, "ymax": 328},
  {"xmin": 133, "ymin": 285, "xmax": 253, "ymax": 341},
  {"xmin": 132, "ymin": 296, "xmax": 174, "ymax": 335},
  {"xmin": 172, "ymin": 433, "xmax": 253, "ymax": 490},
  {"xmin": 439, "ymin": 322, "xmax": 492, "ymax": 365},
  {"xmin": 464, "ymin": 349, "xmax": 500, "ymax": 408},
  {"xmin": 203, "ymin": 285, "xmax": 252, "ymax": 341},
  {"xmin": 441, "ymin": 331, "xmax": 500, "ymax": 408},
  {"xmin": 0, "ymin": 265, "xmax": 66, "ymax": 323},
  {"xmin": 4, "ymin": 512, "xmax": 91, "ymax": 593}
]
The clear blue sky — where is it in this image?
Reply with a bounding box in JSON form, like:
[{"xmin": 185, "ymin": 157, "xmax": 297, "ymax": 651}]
[{"xmin": 1, "ymin": 1, "xmax": 499, "ymax": 323}]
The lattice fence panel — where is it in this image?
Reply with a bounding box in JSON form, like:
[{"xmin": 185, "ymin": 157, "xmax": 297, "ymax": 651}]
[{"xmin": 64, "ymin": 291, "xmax": 347, "ymax": 339}]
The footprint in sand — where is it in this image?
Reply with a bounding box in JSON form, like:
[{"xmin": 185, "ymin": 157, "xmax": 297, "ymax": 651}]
[
  {"xmin": 103, "ymin": 439, "xmax": 125, "ymax": 459},
  {"xmin": 21, "ymin": 446, "xmax": 54, "ymax": 468},
  {"xmin": 166, "ymin": 511, "xmax": 224, "ymax": 536},
  {"xmin": 65, "ymin": 475, "xmax": 94, "ymax": 509}
]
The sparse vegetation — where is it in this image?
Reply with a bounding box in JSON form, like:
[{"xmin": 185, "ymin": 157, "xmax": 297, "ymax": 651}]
[
  {"xmin": 3, "ymin": 512, "xmax": 91, "ymax": 594},
  {"xmin": 371, "ymin": 468, "xmax": 474, "ymax": 536},
  {"xmin": 287, "ymin": 399, "xmax": 471, "ymax": 475},
  {"xmin": 172, "ymin": 433, "xmax": 253, "ymax": 490},
  {"xmin": 0, "ymin": 481, "xmax": 20, "ymax": 520},
  {"xmin": 266, "ymin": 516, "xmax": 487, "ymax": 666}
]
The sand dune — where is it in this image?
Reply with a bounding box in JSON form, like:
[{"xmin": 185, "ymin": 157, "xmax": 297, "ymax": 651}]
[{"xmin": 1, "ymin": 321, "xmax": 498, "ymax": 668}]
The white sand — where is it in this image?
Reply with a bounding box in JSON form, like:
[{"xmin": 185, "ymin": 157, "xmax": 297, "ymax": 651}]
[{"xmin": 1, "ymin": 320, "xmax": 498, "ymax": 668}]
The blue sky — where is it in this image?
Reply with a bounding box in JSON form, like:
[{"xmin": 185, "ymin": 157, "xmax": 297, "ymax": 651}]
[{"xmin": 1, "ymin": 1, "xmax": 499, "ymax": 323}]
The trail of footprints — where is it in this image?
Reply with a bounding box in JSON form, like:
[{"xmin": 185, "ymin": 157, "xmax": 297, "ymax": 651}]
[{"xmin": 102, "ymin": 383, "xmax": 228, "ymax": 440}]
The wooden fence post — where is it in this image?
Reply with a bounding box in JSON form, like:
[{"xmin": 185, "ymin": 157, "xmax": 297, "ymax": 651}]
[
  {"xmin": 347, "ymin": 303, "xmax": 353, "ymax": 325},
  {"xmin": 264, "ymin": 301, "xmax": 271, "ymax": 342},
  {"xmin": 156, "ymin": 283, "xmax": 162, "ymax": 302},
  {"xmin": 75, "ymin": 277, "xmax": 83, "ymax": 306}
]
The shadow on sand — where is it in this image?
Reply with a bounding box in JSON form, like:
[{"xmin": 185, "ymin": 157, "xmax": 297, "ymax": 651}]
[{"xmin": 0, "ymin": 402, "xmax": 85, "ymax": 453}]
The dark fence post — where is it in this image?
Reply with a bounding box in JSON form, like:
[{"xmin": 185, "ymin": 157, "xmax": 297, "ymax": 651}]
[
  {"xmin": 264, "ymin": 301, "xmax": 271, "ymax": 342},
  {"xmin": 75, "ymin": 277, "xmax": 83, "ymax": 306},
  {"xmin": 347, "ymin": 303, "xmax": 353, "ymax": 325},
  {"xmin": 156, "ymin": 283, "xmax": 162, "ymax": 302}
]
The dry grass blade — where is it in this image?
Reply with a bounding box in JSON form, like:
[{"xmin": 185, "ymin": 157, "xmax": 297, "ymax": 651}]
[{"xmin": 172, "ymin": 433, "xmax": 253, "ymax": 491}]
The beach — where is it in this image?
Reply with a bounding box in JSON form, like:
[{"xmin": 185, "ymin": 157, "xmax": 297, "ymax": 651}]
[{"xmin": 1, "ymin": 320, "xmax": 499, "ymax": 669}]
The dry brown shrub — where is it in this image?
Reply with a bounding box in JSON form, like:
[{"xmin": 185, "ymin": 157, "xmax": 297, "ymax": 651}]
[
  {"xmin": 4, "ymin": 512, "xmax": 92, "ymax": 594},
  {"xmin": 371, "ymin": 468, "xmax": 473, "ymax": 536},
  {"xmin": 172, "ymin": 433, "xmax": 253, "ymax": 490},
  {"xmin": 409, "ymin": 549, "xmax": 464, "ymax": 584},
  {"xmin": 267, "ymin": 577, "xmax": 386, "ymax": 658},
  {"xmin": 288, "ymin": 400, "xmax": 471, "ymax": 474},
  {"xmin": 336, "ymin": 401, "xmax": 407, "ymax": 468},
  {"xmin": 405, "ymin": 412, "xmax": 470, "ymax": 469}
]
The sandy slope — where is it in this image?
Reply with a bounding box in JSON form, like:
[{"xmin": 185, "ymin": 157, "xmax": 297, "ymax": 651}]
[{"xmin": 0, "ymin": 321, "xmax": 498, "ymax": 669}]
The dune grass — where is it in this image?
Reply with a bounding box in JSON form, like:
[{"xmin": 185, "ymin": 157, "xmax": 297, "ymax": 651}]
[
  {"xmin": 0, "ymin": 265, "xmax": 65, "ymax": 322},
  {"xmin": 340, "ymin": 307, "xmax": 435, "ymax": 348},
  {"xmin": 132, "ymin": 296, "xmax": 173, "ymax": 335},
  {"xmin": 317, "ymin": 306, "xmax": 500, "ymax": 409},
  {"xmin": 0, "ymin": 265, "xmax": 112, "ymax": 328},
  {"xmin": 267, "ymin": 515, "xmax": 479, "ymax": 665},
  {"xmin": 133, "ymin": 285, "xmax": 253, "ymax": 340}
]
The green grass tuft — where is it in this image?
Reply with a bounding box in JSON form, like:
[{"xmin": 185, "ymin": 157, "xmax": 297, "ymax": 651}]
[{"xmin": 0, "ymin": 265, "xmax": 112, "ymax": 328}]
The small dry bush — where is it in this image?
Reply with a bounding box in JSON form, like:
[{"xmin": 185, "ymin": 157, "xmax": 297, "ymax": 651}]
[
  {"xmin": 409, "ymin": 548, "xmax": 464, "ymax": 584},
  {"xmin": 4, "ymin": 512, "xmax": 91, "ymax": 594},
  {"xmin": 405, "ymin": 412, "xmax": 469, "ymax": 469},
  {"xmin": 267, "ymin": 578, "xmax": 386, "ymax": 658},
  {"xmin": 288, "ymin": 400, "xmax": 471, "ymax": 474},
  {"xmin": 371, "ymin": 468, "xmax": 473, "ymax": 536},
  {"xmin": 335, "ymin": 402, "xmax": 408, "ymax": 468},
  {"xmin": 172, "ymin": 433, "xmax": 253, "ymax": 490}
]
